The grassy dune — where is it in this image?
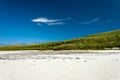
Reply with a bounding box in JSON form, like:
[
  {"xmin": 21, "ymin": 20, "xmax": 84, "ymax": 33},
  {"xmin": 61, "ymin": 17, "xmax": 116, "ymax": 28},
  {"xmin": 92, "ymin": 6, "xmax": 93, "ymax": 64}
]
[{"xmin": 0, "ymin": 30, "xmax": 120, "ymax": 50}]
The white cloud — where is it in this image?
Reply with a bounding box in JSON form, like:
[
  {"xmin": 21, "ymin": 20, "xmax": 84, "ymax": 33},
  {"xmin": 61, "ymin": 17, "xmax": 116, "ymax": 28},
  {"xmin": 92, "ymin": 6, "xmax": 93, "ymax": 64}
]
[
  {"xmin": 32, "ymin": 17, "xmax": 71, "ymax": 26},
  {"xmin": 81, "ymin": 18, "xmax": 100, "ymax": 24},
  {"xmin": 32, "ymin": 17, "xmax": 57, "ymax": 23}
]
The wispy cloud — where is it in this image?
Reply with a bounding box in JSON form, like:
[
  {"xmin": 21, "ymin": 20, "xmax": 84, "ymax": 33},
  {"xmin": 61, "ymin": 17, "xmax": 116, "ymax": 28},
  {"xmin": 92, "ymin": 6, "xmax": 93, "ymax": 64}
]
[
  {"xmin": 81, "ymin": 18, "xmax": 100, "ymax": 24},
  {"xmin": 36, "ymin": 23, "xmax": 43, "ymax": 26},
  {"xmin": 47, "ymin": 22, "xmax": 64, "ymax": 25},
  {"xmin": 32, "ymin": 17, "xmax": 71, "ymax": 26},
  {"xmin": 106, "ymin": 20, "xmax": 112, "ymax": 23}
]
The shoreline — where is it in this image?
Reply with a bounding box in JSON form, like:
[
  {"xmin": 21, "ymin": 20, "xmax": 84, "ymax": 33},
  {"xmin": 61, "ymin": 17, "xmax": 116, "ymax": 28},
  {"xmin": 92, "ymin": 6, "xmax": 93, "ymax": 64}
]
[
  {"xmin": 0, "ymin": 50, "xmax": 120, "ymax": 52},
  {"xmin": 0, "ymin": 50, "xmax": 120, "ymax": 54},
  {"xmin": 0, "ymin": 50, "xmax": 120, "ymax": 60}
]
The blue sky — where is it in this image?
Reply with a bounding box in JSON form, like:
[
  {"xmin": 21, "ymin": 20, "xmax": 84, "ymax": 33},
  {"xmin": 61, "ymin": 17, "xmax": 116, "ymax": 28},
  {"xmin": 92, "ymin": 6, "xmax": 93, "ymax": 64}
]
[{"xmin": 0, "ymin": 0, "xmax": 120, "ymax": 45}]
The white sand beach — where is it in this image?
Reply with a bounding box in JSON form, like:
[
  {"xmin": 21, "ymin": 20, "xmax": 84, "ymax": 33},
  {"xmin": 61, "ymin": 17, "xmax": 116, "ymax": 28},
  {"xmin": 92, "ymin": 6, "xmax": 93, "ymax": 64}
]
[{"xmin": 0, "ymin": 50, "xmax": 120, "ymax": 80}]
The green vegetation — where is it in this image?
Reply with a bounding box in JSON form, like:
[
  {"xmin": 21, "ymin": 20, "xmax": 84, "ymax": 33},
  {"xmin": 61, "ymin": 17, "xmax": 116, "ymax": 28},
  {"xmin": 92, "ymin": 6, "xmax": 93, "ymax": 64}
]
[{"xmin": 0, "ymin": 30, "xmax": 120, "ymax": 50}]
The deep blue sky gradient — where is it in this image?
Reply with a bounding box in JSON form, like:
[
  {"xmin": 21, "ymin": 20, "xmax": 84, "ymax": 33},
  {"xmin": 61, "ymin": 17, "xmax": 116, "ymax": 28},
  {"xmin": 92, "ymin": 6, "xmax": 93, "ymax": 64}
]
[{"xmin": 0, "ymin": 0, "xmax": 120, "ymax": 44}]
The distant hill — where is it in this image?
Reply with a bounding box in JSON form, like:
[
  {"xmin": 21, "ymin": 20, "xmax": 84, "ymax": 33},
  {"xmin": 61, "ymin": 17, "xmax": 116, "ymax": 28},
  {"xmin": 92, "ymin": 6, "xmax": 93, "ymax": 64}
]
[{"xmin": 0, "ymin": 30, "xmax": 120, "ymax": 50}]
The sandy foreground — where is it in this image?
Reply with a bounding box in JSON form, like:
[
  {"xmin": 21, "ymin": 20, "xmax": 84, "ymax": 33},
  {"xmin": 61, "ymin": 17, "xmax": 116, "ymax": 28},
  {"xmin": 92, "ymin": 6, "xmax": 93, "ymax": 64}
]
[{"xmin": 0, "ymin": 50, "xmax": 120, "ymax": 80}]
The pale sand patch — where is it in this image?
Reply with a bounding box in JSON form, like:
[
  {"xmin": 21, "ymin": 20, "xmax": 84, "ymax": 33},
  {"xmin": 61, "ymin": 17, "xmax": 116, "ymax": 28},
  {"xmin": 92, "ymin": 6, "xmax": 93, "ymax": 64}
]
[{"xmin": 0, "ymin": 50, "xmax": 120, "ymax": 80}]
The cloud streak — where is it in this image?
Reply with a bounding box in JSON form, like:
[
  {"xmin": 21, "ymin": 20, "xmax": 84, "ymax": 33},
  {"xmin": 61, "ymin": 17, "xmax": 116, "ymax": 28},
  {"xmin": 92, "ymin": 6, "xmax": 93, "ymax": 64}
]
[
  {"xmin": 32, "ymin": 17, "xmax": 71, "ymax": 26},
  {"xmin": 81, "ymin": 18, "xmax": 100, "ymax": 24},
  {"xmin": 36, "ymin": 23, "xmax": 43, "ymax": 26},
  {"xmin": 47, "ymin": 22, "xmax": 64, "ymax": 25}
]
